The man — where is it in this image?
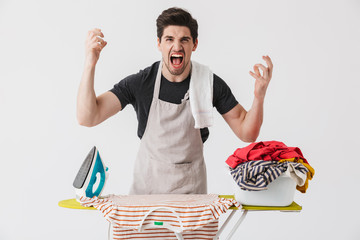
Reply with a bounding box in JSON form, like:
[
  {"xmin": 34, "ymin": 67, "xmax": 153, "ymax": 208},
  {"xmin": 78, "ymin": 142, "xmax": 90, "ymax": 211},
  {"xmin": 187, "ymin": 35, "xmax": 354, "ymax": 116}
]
[{"xmin": 77, "ymin": 7, "xmax": 273, "ymax": 194}]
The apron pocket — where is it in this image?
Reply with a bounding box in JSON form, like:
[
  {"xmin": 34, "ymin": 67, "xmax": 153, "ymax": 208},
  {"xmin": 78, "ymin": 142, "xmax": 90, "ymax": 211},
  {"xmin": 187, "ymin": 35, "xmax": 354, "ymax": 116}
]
[{"xmin": 147, "ymin": 158, "xmax": 195, "ymax": 194}]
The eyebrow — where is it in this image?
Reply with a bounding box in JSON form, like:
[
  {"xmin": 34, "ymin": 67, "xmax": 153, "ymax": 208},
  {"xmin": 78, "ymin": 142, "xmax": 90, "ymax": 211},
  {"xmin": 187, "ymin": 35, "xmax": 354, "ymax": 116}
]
[{"xmin": 181, "ymin": 36, "xmax": 191, "ymax": 41}]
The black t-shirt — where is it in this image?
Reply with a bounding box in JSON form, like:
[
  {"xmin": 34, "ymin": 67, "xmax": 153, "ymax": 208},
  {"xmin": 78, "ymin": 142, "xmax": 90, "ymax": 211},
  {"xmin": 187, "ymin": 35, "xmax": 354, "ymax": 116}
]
[{"xmin": 110, "ymin": 61, "xmax": 238, "ymax": 143}]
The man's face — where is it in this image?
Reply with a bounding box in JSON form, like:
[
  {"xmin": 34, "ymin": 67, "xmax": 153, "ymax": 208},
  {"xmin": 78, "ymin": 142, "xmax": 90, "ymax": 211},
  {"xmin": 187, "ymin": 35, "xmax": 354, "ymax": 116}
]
[{"xmin": 157, "ymin": 25, "xmax": 198, "ymax": 77}]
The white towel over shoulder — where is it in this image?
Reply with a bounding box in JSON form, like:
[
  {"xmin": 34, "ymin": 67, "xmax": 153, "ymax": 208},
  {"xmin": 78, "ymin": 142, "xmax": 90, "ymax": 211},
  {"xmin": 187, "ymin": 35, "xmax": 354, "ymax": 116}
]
[{"xmin": 190, "ymin": 61, "xmax": 214, "ymax": 129}]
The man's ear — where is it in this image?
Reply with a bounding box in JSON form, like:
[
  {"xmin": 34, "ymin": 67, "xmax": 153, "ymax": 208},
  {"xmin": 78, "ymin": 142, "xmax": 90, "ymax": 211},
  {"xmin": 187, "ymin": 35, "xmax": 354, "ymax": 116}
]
[
  {"xmin": 192, "ymin": 38, "xmax": 198, "ymax": 51},
  {"xmin": 157, "ymin": 38, "xmax": 161, "ymax": 51}
]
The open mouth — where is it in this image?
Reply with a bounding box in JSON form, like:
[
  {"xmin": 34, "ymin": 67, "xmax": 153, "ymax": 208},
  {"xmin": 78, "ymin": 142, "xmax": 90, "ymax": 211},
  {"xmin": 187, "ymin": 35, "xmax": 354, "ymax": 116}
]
[{"xmin": 170, "ymin": 53, "xmax": 184, "ymax": 69}]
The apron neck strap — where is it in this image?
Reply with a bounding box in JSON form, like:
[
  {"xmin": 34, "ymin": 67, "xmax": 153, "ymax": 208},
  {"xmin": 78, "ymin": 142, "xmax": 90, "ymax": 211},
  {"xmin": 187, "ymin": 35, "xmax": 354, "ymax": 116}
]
[{"xmin": 153, "ymin": 61, "xmax": 162, "ymax": 100}]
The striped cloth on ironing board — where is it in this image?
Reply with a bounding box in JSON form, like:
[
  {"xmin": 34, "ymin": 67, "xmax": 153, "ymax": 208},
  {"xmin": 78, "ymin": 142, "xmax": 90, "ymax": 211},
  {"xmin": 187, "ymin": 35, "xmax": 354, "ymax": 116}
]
[
  {"xmin": 229, "ymin": 160, "xmax": 308, "ymax": 191},
  {"xmin": 80, "ymin": 194, "xmax": 240, "ymax": 240}
]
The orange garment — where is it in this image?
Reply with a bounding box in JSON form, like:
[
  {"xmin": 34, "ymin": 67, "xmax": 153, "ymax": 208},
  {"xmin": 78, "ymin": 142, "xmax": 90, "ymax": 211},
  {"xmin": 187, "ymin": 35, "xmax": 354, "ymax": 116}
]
[
  {"xmin": 80, "ymin": 194, "xmax": 240, "ymax": 240},
  {"xmin": 279, "ymin": 158, "xmax": 315, "ymax": 193}
]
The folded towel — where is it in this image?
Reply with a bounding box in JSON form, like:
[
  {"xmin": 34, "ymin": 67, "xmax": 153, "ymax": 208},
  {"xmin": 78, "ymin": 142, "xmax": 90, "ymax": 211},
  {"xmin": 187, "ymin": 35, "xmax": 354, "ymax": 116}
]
[{"xmin": 189, "ymin": 61, "xmax": 214, "ymax": 129}]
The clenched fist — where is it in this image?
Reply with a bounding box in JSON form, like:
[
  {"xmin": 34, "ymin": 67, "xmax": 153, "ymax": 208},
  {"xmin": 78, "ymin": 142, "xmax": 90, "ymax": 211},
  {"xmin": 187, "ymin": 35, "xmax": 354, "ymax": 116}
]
[{"xmin": 85, "ymin": 28, "xmax": 107, "ymax": 67}]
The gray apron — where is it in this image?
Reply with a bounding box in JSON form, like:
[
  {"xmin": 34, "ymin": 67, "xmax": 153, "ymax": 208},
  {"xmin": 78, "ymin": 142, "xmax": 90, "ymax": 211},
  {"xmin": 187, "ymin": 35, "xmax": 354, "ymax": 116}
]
[{"xmin": 129, "ymin": 61, "xmax": 207, "ymax": 194}]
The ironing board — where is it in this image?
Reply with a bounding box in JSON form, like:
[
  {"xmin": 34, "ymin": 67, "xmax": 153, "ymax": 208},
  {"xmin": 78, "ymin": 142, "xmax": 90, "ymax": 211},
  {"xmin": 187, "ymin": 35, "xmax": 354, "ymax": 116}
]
[{"xmin": 59, "ymin": 195, "xmax": 302, "ymax": 240}]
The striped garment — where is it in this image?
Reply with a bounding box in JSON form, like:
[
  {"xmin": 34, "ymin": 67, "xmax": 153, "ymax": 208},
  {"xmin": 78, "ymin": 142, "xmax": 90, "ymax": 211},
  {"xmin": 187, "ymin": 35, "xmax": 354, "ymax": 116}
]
[
  {"xmin": 80, "ymin": 194, "xmax": 240, "ymax": 240},
  {"xmin": 229, "ymin": 160, "xmax": 309, "ymax": 191},
  {"xmin": 111, "ymin": 221, "xmax": 219, "ymax": 239}
]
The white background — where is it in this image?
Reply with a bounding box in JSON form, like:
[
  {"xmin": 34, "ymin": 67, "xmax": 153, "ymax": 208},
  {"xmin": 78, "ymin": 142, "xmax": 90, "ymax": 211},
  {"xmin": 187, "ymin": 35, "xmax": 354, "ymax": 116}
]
[{"xmin": 1, "ymin": 0, "xmax": 359, "ymax": 239}]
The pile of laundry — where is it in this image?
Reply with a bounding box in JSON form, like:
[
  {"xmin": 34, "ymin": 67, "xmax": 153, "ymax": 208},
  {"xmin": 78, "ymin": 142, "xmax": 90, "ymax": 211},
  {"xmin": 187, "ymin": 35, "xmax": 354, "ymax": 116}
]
[{"xmin": 226, "ymin": 141, "xmax": 315, "ymax": 193}]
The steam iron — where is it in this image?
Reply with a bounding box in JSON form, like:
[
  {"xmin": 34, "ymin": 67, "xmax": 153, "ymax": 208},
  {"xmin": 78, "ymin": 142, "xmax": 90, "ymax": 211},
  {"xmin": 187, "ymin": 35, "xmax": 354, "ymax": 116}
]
[{"xmin": 73, "ymin": 146, "xmax": 109, "ymax": 202}]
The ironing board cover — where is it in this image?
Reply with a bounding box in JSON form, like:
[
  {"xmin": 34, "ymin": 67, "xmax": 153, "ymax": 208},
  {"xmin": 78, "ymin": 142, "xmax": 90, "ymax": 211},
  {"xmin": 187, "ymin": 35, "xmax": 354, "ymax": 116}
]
[{"xmin": 80, "ymin": 194, "xmax": 240, "ymax": 240}]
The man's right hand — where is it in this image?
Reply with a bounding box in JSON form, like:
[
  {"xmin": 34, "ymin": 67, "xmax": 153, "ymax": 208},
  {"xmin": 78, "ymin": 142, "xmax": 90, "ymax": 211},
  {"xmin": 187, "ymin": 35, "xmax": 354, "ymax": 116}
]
[{"xmin": 85, "ymin": 28, "xmax": 107, "ymax": 67}]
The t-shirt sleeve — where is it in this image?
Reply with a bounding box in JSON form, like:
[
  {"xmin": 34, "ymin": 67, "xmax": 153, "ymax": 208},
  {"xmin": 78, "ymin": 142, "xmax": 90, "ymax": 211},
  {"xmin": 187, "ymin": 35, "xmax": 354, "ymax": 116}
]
[
  {"xmin": 213, "ymin": 74, "xmax": 239, "ymax": 115},
  {"xmin": 109, "ymin": 72, "xmax": 142, "ymax": 110}
]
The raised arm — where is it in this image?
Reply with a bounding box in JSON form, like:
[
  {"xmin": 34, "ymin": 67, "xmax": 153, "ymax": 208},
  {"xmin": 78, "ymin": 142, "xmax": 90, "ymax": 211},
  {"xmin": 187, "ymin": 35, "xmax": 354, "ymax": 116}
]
[
  {"xmin": 222, "ymin": 55, "xmax": 273, "ymax": 142},
  {"xmin": 77, "ymin": 28, "xmax": 122, "ymax": 127}
]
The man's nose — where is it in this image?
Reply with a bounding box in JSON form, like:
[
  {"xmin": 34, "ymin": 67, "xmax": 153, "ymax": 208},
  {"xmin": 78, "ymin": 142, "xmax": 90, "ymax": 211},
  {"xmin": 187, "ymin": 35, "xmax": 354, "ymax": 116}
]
[{"xmin": 172, "ymin": 40, "xmax": 183, "ymax": 52}]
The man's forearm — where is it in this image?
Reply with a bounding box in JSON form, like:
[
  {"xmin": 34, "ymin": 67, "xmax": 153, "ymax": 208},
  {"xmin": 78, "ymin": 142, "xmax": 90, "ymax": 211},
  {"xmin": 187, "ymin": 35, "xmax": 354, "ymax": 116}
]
[
  {"xmin": 77, "ymin": 64, "xmax": 98, "ymax": 126},
  {"xmin": 239, "ymin": 96, "xmax": 264, "ymax": 142},
  {"xmin": 238, "ymin": 55, "xmax": 272, "ymax": 142},
  {"xmin": 76, "ymin": 28, "xmax": 108, "ymax": 127}
]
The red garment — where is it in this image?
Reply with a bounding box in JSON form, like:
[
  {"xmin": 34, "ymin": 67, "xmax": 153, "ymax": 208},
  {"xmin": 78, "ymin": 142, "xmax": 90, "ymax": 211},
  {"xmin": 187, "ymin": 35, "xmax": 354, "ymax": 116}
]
[{"xmin": 226, "ymin": 141, "xmax": 308, "ymax": 169}]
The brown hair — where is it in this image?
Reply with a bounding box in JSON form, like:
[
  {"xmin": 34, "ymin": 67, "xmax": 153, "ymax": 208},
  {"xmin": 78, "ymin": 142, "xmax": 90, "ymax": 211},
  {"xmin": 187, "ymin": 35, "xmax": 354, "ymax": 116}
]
[{"xmin": 156, "ymin": 7, "xmax": 198, "ymax": 44}]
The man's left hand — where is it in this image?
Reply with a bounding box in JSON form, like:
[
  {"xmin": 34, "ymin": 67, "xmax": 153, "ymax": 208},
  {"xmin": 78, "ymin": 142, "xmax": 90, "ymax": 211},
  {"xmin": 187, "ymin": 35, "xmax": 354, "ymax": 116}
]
[{"xmin": 249, "ymin": 55, "xmax": 273, "ymax": 100}]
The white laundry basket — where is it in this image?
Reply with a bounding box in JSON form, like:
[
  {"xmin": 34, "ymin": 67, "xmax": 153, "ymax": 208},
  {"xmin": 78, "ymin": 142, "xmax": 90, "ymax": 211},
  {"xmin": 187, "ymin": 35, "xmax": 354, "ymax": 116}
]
[{"xmin": 233, "ymin": 173, "xmax": 296, "ymax": 206}]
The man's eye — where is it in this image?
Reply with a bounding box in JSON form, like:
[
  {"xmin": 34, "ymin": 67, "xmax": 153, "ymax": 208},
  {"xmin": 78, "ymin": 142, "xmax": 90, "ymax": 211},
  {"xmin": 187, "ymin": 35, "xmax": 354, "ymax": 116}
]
[
  {"xmin": 182, "ymin": 39, "xmax": 189, "ymax": 42},
  {"xmin": 166, "ymin": 39, "xmax": 173, "ymax": 42}
]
